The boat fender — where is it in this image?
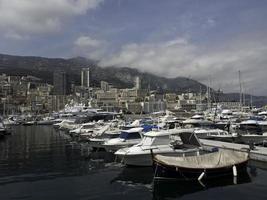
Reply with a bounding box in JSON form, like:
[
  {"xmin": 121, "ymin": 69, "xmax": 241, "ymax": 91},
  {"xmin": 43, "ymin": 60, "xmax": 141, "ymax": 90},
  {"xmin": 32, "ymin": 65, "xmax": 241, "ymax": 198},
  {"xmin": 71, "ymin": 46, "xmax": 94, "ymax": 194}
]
[
  {"xmin": 233, "ymin": 176, "xmax": 237, "ymax": 185},
  {"xmin": 198, "ymin": 171, "xmax": 205, "ymax": 181},
  {"xmin": 233, "ymin": 165, "xmax": 237, "ymax": 177}
]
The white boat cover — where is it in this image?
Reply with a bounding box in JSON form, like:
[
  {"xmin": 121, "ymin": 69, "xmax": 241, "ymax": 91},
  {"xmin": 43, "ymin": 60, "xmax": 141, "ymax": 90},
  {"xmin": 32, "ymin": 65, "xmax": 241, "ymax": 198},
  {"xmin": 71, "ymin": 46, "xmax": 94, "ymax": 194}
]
[{"xmin": 154, "ymin": 149, "xmax": 248, "ymax": 169}]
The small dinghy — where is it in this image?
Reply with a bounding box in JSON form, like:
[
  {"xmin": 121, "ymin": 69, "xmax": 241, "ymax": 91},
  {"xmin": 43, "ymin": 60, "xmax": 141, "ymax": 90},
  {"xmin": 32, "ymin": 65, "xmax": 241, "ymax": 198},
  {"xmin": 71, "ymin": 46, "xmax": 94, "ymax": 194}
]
[{"xmin": 153, "ymin": 149, "xmax": 249, "ymax": 181}]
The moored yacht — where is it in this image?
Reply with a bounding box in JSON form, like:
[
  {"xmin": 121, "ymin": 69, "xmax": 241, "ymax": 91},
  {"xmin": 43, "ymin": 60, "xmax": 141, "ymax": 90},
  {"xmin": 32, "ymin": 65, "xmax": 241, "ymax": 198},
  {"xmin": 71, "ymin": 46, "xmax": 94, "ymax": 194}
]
[
  {"xmin": 182, "ymin": 119, "xmax": 214, "ymax": 129},
  {"xmin": 103, "ymin": 127, "xmax": 144, "ymax": 152},
  {"xmin": 239, "ymin": 120, "xmax": 262, "ymax": 134},
  {"xmin": 69, "ymin": 122, "xmax": 99, "ymax": 136},
  {"xmin": 36, "ymin": 116, "xmax": 55, "ymax": 125},
  {"xmin": 115, "ymin": 129, "xmax": 207, "ymax": 167},
  {"xmin": 88, "ymin": 130, "xmax": 121, "ymax": 150}
]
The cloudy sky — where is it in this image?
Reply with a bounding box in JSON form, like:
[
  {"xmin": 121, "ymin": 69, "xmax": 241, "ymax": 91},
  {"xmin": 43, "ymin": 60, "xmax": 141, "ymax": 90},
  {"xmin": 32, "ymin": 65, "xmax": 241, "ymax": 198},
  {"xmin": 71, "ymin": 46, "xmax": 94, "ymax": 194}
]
[{"xmin": 0, "ymin": 0, "xmax": 267, "ymax": 95}]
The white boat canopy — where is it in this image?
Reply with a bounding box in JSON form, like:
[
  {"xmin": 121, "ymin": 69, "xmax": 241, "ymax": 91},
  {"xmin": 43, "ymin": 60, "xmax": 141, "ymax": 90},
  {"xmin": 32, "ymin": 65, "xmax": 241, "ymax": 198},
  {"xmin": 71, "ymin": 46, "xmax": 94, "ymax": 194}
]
[{"xmin": 154, "ymin": 149, "xmax": 248, "ymax": 169}]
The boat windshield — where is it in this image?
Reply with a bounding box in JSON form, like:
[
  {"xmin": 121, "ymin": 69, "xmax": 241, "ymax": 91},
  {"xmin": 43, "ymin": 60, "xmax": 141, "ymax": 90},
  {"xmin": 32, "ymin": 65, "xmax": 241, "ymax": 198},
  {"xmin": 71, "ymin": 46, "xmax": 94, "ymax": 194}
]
[
  {"xmin": 139, "ymin": 135, "xmax": 170, "ymax": 146},
  {"xmin": 140, "ymin": 136, "xmax": 154, "ymax": 146},
  {"xmin": 119, "ymin": 131, "xmax": 141, "ymax": 139},
  {"xmin": 152, "ymin": 135, "xmax": 170, "ymax": 145},
  {"xmin": 82, "ymin": 125, "xmax": 94, "ymax": 129}
]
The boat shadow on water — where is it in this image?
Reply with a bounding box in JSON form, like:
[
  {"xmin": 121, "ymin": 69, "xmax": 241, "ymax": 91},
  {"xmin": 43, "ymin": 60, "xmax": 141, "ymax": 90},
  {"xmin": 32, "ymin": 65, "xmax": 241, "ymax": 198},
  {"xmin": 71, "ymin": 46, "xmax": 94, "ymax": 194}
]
[
  {"xmin": 110, "ymin": 167, "xmax": 154, "ymax": 185},
  {"xmin": 152, "ymin": 170, "xmax": 252, "ymax": 199}
]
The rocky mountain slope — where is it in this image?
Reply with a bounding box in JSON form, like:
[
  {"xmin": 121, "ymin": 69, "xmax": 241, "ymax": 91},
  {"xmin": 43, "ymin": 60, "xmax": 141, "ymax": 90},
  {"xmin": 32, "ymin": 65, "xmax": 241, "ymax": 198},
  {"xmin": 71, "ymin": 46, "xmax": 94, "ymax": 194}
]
[{"xmin": 0, "ymin": 53, "xmax": 205, "ymax": 93}]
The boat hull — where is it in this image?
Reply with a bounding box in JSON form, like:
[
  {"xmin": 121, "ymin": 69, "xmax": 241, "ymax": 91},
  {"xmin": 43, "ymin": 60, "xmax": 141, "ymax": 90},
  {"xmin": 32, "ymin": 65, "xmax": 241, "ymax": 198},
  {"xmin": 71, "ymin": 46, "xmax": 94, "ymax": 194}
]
[
  {"xmin": 120, "ymin": 152, "xmax": 179, "ymax": 167},
  {"xmin": 153, "ymin": 160, "xmax": 248, "ymax": 180}
]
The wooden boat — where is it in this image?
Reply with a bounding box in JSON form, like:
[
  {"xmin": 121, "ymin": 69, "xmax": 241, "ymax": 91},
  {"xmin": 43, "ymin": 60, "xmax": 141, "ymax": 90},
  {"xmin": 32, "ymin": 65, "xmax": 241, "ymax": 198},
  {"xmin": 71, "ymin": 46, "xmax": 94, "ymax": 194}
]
[{"xmin": 153, "ymin": 149, "xmax": 249, "ymax": 181}]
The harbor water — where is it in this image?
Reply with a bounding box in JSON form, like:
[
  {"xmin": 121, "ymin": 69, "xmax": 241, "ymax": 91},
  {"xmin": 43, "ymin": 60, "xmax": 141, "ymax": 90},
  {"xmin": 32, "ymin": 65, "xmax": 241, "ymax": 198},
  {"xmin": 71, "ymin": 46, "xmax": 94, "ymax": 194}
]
[{"xmin": 0, "ymin": 126, "xmax": 267, "ymax": 200}]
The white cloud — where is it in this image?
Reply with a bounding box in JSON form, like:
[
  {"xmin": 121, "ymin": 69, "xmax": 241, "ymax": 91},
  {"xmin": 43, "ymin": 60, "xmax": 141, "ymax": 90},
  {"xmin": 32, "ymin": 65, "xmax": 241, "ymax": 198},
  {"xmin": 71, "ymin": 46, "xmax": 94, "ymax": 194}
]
[
  {"xmin": 97, "ymin": 37, "xmax": 267, "ymax": 95},
  {"xmin": 73, "ymin": 35, "xmax": 107, "ymax": 59},
  {"xmin": 4, "ymin": 31, "xmax": 30, "ymax": 40},
  {"xmin": 74, "ymin": 36, "xmax": 103, "ymax": 48},
  {"xmin": 0, "ymin": 0, "xmax": 104, "ymax": 37},
  {"xmin": 99, "ymin": 38, "xmax": 196, "ymax": 76}
]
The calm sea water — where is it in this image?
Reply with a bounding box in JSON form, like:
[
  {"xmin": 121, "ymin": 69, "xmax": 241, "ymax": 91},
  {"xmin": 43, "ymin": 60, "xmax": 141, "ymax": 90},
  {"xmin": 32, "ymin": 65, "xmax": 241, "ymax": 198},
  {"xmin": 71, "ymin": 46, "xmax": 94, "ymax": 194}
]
[{"xmin": 0, "ymin": 126, "xmax": 267, "ymax": 200}]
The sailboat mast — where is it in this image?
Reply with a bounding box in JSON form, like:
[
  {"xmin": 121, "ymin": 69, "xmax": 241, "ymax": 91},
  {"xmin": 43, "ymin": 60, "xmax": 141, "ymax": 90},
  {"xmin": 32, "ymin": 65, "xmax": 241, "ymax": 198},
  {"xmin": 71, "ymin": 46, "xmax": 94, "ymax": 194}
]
[
  {"xmin": 250, "ymin": 90, "xmax": 253, "ymax": 108},
  {"xmin": 239, "ymin": 70, "xmax": 242, "ymax": 110}
]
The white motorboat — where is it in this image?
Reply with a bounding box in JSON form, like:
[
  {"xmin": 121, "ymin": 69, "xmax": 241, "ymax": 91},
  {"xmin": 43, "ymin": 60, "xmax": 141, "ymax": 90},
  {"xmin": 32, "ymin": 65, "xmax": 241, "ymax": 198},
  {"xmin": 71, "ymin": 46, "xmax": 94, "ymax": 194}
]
[
  {"xmin": 239, "ymin": 120, "xmax": 261, "ymax": 132},
  {"xmin": 219, "ymin": 109, "xmax": 234, "ymax": 120},
  {"xmin": 54, "ymin": 119, "xmax": 78, "ymax": 131},
  {"xmin": 88, "ymin": 130, "xmax": 121, "ymax": 150},
  {"xmin": 103, "ymin": 127, "xmax": 144, "ymax": 152},
  {"xmin": 69, "ymin": 122, "xmax": 98, "ymax": 136},
  {"xmin": 2, "ymin": 117, "xmax": 19, "ymax": 126},
  {"xmin": 194, "ymin": 128, "xmax": 229, "ymax": 139},
  {"xmin": 22, "ymin": 120, "xmax": 36, "ymax": 126},
  {"xmin": 79, "ymin": 123, "xmax": 117, "ymax": 140},
  {"xmin": 53, "ymin": 119, "xmax": 73, "ymax": 129},
  {"xmin": 182, "ymin": 119, "xmax": 214, "ymax": 129},
  {"xmin": 115, "ymin": 129, "xmax": 203, "ymax": 167},
  {"xmin": 36, "ymin": 116, "xmax": 54, "ymax": 125}
]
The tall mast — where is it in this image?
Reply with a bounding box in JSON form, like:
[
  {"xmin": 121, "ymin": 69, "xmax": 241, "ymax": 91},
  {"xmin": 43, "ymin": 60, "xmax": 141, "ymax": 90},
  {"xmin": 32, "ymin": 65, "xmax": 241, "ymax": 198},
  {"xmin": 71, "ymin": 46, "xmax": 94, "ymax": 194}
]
[
  {"xmin": 208, "ymin": 76, "xmax": 212, "ymax": 109},
  {"xmin": 250, "ymin": 89, "xmax": 253, "ymax": 108},
  {"xmin": 199, "ymin": 85, "xmax": 202, "ymax": 104},
  {"xmin": 243, "ymin": 86, "xmax": 246, "ymax": 107},
  {"xmin": 239, "ymin": 70, "xmax": 242, "ymax": 110}
]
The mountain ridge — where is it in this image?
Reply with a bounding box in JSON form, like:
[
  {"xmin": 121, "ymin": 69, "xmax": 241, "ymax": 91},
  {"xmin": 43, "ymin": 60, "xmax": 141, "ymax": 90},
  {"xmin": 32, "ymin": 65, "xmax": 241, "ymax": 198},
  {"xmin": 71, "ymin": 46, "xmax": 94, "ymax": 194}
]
[
  {"xmin": 0, "ymin": 53, "xmax": 206, "ymax": 93},
  {"xmin": 0, "ymin": 53, "xmax": 267, "ymax": 107}
]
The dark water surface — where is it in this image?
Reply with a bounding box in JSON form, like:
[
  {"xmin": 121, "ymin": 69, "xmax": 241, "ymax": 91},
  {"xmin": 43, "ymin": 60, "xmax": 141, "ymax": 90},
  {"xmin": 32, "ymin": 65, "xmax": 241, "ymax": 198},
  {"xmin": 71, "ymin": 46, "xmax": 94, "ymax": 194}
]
[{"xmin": 0, "ymin": 126, "xmax": 267, "ymax": 200}]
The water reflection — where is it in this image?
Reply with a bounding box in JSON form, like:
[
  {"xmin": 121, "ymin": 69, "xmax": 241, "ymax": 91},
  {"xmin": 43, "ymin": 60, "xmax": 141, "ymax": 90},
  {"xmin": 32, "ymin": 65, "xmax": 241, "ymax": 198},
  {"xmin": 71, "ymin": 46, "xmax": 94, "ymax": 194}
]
[
  {"xmin": 152, "ymin": 171, "xmax": 252, "ymax": 199},
  {"xmin": 111, "ymin": 167, "xmax": 154, "ymax": 185},
  {"xmin": 1, "ymin": 126, "xmax": 267, "ymax": 200},
  {"xmin": 0, "ymin": 126, "xmax": 95, "ymax": 185},
  {"xmin": 111, "ymin": 165, "xmax": 255, "ymax": 200}
]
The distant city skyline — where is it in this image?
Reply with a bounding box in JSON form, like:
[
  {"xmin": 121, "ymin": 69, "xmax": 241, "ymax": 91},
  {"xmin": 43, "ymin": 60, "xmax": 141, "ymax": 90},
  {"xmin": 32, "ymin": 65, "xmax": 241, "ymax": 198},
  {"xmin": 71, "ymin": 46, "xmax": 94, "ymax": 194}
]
[{"xmin": 0, "ymin": 0, "xmax": 267, "ymax": 95}]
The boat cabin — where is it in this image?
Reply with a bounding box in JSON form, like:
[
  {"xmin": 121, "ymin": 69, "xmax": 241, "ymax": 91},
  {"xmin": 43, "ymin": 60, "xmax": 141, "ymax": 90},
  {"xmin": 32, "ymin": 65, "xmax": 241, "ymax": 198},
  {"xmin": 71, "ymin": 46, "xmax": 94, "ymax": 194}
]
[{"xmin": 119, "ymin": 127, "xmax": 143, "ymax": 140}]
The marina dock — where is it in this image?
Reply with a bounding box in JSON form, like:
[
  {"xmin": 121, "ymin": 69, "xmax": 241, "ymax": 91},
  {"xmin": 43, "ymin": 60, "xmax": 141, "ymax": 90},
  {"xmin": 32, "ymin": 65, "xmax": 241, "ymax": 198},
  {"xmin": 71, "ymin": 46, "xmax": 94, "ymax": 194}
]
[{"xmin": 200, "ymin": 139, "xmax": 267, "ymax": 162}]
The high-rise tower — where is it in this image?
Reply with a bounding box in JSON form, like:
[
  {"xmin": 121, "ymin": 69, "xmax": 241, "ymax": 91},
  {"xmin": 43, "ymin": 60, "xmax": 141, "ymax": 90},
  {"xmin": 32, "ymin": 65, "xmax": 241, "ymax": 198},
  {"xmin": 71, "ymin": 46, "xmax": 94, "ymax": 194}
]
[
  {"xmin": 53, "ymin": 70, "xmax": 67, "ymax": 95},
  {"xmin": 135, "ymin": 76, "xmax": 141, "ymax": 89},
  {"xmin": 81, "ymin": 68, "xmax": 90, "ymax": 88}
]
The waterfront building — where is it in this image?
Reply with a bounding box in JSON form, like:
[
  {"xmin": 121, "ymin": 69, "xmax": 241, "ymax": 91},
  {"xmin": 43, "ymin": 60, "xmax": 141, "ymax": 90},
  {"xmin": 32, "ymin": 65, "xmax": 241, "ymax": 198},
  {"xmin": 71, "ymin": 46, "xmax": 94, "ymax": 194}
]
[
  {"xmin": 48, "ymin": 95, "xmax": 67, "ymax": 111},
  {"xmin": 53, "ymin": 70, "xmax": 67, "ymax": 95},
  {"xmin": 142, "ymin": 101, "xmax": 166, "ymax": 113},
  {"xmin": 218, "ymin": 101, "xmax": 241, "ymax": 110},
  {"xmin": 126, "ymin": 102, "xmax": 143, "ymax": 114},
  {"xmin": 100, "ymin": 81, "xmax": 110, "ymax": 92},
  {"xmin": 96, "ymin": 88, "xmax": 119, "ymax": 108},
  {"xmin": 165, "ymin": 93, "xmax": 178, "ymax": 110}
]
